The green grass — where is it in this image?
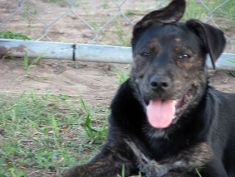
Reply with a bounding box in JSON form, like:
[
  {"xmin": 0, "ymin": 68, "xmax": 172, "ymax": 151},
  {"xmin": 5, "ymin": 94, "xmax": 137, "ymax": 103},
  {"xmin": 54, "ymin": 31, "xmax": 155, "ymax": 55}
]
[
  {"xmin": 184, "ymin": 0, "xmax": 208, "ymax": 20},
  {"xmin": 229, "ymin": 59, "xmax": 235, "ymax": 77},
  {"xmin": 196, "ymin": 168, "xmax": 203, "ymax": 177},
  {"xmin": 230, "ymin": 59, "xmax": 235, "ymax": 64},
  {"xmin": 0, "ymin": 92, "xmax": 108, "ymax": 177},
  {"xmin": 0, "ymin": 31, "xmax": 31, "ymax": 40},
  {"xmin": 43, "ymin": 0, "xmax": 68, "ymax": 6},
  {"xmin": 185, "ymin": 0, "xmax": 235, "ymax": 27},
  {"xmin": 23, "ymin": 53, "xmax": 42, "ymax": 75},
  {"xmin": 116, "ymin": 69, "xmax": 129, "ymax": 85},
  {"xmin": 114, "ymin": 21, "xmax": 131, "ymax": 47}
]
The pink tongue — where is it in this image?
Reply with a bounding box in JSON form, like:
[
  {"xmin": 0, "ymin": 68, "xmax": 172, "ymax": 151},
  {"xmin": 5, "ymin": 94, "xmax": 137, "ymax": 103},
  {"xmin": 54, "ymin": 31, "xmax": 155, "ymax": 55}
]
[{"xmin": 146, "ymin": 100, "xmax": 176, "ymax": 129}]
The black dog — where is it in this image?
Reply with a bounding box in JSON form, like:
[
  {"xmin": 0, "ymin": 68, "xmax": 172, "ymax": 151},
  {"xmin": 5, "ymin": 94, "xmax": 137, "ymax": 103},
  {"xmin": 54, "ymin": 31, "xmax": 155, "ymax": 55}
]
[
  {"xmin": 63, "ymin": 0, "xmax": 235, "ymax": 176},
  {"xmin": 124, "ymin": 140, "xmax": 212, "ymax": 177}
]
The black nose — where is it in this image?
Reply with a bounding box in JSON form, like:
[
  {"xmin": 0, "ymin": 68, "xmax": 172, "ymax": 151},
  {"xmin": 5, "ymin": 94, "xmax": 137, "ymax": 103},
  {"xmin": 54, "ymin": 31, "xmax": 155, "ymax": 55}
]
[{"xmin": 150, "ymin": 76, "xmax": 171, "ymax": 91}]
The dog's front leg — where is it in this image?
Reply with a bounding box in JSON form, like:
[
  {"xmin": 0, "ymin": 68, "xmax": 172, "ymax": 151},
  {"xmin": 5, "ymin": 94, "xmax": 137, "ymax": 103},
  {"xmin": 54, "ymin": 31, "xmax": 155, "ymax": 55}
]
[
  {"xmin": 126, "ymin": 140, "xmax": 212, "ymax": 177},
  {"xmin": 125, "ymin": 140, "xmax": 171, "ymax": 177},
  {"xmin": 62, "ymin": 143, "xmax": 137, "ymax": 177}
]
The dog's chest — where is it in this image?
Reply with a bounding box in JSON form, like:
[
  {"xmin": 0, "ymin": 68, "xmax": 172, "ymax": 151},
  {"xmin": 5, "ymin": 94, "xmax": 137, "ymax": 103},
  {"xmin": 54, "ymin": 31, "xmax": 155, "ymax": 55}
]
[{"xmin": 145, "ymin": 131, "xmax": 191, "ymax": 161}]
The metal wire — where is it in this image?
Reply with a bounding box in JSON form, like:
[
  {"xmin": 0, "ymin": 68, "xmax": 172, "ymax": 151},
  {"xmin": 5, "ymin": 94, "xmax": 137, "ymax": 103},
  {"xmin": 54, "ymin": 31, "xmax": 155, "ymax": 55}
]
[{"xmin": 0, "ymin": 0, "xmax": 234, "ymax": 52}]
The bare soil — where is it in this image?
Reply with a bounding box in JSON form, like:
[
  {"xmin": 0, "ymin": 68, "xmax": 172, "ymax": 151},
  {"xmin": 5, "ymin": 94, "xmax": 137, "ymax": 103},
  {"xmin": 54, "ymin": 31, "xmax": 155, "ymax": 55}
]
[
  {"xmin": 0, "ymin": 58, "xmax": 124, "ymax": 106},
  {"xmin": 0, "ymin": 58, "xmax": 235, "ymax": 107}
]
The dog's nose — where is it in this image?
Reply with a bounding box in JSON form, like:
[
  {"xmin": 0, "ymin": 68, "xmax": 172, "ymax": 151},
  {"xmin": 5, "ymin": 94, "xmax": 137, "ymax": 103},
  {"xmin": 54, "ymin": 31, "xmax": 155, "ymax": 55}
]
[{"xmin": 150, "ymin": 76, "xmax": 171, "ymax": 91}]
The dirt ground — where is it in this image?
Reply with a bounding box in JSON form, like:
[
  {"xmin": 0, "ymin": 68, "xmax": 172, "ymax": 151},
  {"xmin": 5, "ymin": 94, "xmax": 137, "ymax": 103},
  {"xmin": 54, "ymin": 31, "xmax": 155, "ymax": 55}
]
[
  {"xmin": 0, "ymin": 58, "xmax": 123, "ymax": 106},
  {"xmin": 0, "ymin": 58, "xmax": 235, "ymax": 107}
]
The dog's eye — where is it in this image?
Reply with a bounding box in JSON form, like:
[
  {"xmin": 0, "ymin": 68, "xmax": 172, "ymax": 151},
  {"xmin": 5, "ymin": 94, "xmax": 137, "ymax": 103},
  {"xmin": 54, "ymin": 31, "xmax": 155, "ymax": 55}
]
[
  {"xmin": 140, "ymin": 50, "xmax": 152, "ymax": 57},
  {"xmin": 178, "ymin": 54, "xmax": 191, "ymax": 59}
]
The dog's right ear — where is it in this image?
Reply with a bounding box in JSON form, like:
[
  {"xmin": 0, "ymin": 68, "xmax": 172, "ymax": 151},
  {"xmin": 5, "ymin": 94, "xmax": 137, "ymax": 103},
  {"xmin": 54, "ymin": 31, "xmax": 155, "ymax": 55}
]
[
  {"xmin": 186, "ymin": 19, "xmax": 226, "ymax": 69},
  {"xmin": 132, "ymin": 0, "xmax": 186, "ymax": 45}
]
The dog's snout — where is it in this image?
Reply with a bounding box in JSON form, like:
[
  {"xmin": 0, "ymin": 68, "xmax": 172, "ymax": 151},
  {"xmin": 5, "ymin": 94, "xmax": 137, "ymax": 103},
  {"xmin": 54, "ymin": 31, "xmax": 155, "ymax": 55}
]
[{"xmin": 150, "ymin": 76, "xmax": 171, "ymax": 91}]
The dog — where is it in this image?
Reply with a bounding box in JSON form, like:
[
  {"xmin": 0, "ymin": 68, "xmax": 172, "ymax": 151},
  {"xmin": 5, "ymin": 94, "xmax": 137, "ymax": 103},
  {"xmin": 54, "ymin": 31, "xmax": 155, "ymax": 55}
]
[
  {"xmin": 124, "ymin": 140, "xmax": 212, "ymax": 177},
  {"xmin": 63, "ymin": 0, "xmax": 235, "ymax": 176}
]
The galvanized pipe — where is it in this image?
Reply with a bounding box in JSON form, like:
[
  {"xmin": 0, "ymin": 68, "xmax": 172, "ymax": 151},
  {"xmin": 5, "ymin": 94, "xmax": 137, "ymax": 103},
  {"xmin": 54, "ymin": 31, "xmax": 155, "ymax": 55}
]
[{"xmin": 0, "ymin": 39, "xmax": 234, "ymax": 70}]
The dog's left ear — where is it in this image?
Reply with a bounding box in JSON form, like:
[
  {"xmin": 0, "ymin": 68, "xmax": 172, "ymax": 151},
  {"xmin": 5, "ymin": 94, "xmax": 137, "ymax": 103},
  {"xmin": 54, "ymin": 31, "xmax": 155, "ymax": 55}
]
[
  {"xmin": 132, "ymin": 0, "xmax": 186, "ymax": 46},
  {"xmin": 186, "ymin": 19, "xmax": 226, "ymax": 69}
]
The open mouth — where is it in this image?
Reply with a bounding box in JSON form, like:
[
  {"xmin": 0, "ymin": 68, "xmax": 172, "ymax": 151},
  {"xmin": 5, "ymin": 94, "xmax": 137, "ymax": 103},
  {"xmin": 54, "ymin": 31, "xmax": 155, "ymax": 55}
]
[{"xmin": 146, "ymin": 88, "xmax": 195, "ymax": 129}]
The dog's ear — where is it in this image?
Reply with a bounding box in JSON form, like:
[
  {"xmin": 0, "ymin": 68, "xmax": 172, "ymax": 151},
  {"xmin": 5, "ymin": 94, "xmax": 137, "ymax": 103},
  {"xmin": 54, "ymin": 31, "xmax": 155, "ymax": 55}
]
[
  {"xmin": 186, "ymin": 19, "xmax": 226, "ymax": 69},
  {"xmin": 132, "ymin": 0, "xmax": 186, "ymax": 45}
]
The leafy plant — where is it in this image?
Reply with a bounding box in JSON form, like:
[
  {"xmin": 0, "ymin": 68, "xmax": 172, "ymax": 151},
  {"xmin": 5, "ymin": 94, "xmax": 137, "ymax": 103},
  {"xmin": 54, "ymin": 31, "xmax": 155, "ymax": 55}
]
[
  {"xmin": 0, "ymin": 31, "xmax": 31, "ymax": 40},
  {"xmin": 8, "ymin": 168, "xmax": 26, "ymax": 177},
  {"xmin": 184, "ymin": 1, "xmax": 208, "ymax": 20},
  {"xmin": 230, "ymin": 59, "xmax": 235, "ymax": 64},
  {"xmin": 0, "ymin": 92, "xmax": 106, "ymax": 176},
  {"xmin": 196, "ymin": 168, "xmax": 203, "ymax": 177},
  {"xmin": 185, "ymin": 0, "xmax": 235, "ymax": 28},
  {"xmin": 23, "ymin": 51, "xmax": 42, "ymax": 75},
  {"xmin": 229, "ymin": 59, "xmax": 235, "ymax": 77},
  {"xmin": 116, "ymin": 70, "xmax": 129, "ymax": 85},
  {"xmin": 80, "ymin": 99, "xmax": 108, "ymax": 144}
]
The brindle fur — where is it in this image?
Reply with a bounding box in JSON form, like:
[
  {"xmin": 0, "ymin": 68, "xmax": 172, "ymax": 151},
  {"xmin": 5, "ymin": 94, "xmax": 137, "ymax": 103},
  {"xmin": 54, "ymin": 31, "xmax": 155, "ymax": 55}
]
[
  {"xmin": 125, "ymin": 140, "xmax": 212, "ymax": 177},
  {"xmin": 63, "ymin": 0, "xmax": 235, "ymax": 177}
]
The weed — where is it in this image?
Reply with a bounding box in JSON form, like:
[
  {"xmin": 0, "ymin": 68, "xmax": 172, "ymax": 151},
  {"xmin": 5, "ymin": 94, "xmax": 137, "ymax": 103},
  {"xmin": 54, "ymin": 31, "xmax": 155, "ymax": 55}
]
[
  {"xmin": 229, "ymin": 59, "xmax": 235, "ymax": 77},
  {"xmin": 125, "ymin": 10, "xmax": 139, "ymax": 17},
  {"xmin": 0, "ymin": 92, "xmax": 106, "ymax": 176},
  {"xmin": 114, "ymin": 21, "xmax": 131, "ymax": 47},
  {"xmin": 0, "ymin": 31, "xmax": 31, "ymax": 40},
  {"xmin": 121, "ymin": 164, "xmax": 125, "ymax": 177},
  {"xmin": 116, "ymin": 69, "xmax": 129, "ymax": 85},
  {"xmin": 46, "ymin": 0, "xmax": 70, "ymax": 6},
  {"xmin": 184, "ymin": 1, "xmax": 208, "ymax": 20},
  {"xmin": 21, "ymin": 1, "xmax": 37, "ymax": 29},
  {"xmin": 196, "ymin": 168, "xmax": 203, "ymax": 177},
  {"xmin": 230, "ymin": 59, "xmax": 235, "ymax": 64},
  {"xmin": 102, "ymin": 1, "xmax": 110, "ymax": 9},
  {"xmin": 184, "ymin": 0, "xmax": 235, "ymax": 28},
  {"xmin": 8, "ymin": 168, "xmax": 26, "ymax": 177},
  {"xmin": 23, "ymin": 52, "xmax": 42, "ymax": 75},
  {"xmin": 80, "ymin": 99, "xmax": 108, "ymax": 144}
]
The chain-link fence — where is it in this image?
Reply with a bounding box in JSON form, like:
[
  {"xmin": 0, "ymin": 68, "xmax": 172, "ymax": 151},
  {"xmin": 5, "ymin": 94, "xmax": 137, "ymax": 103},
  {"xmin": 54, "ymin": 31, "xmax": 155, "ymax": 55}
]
[{"xmin": 0, "ymin": 0, "xmax": 235, "ymax": 52}]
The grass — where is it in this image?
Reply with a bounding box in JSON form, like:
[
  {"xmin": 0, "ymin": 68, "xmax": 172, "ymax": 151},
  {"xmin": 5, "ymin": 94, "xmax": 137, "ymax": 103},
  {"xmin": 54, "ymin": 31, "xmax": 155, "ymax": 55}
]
[
  {"xmin": 80, "ymin": 99, "xmax": 108, "ymax": 144},
  {"xmin": 195, "ymin": 168, "xmax": 203, "ymax": 177},
  {"xmin": 0, "ymin": 92, "xmax": 108, "ymax": 177},
  {"xmin": 229, "ymin": 59, "xmax": 235, "ymax": 77},
  {"xmin": 116, "ymin": 69, "xmax": 129, "ymax": 85},
  {"xmin": 114, "ymin": 21, "xmax": 131, "ymax": 47},
  {"xmin": 184, "ymin": 0, "xmax": 208, "ymax": 20},
  {"xmin": 23, "ymin": 52, "xmax": 42, "ymax": 75},
  {"xmin": 0, "ymin": 31, "xmax": 31, "ymax": 40},
  {"xmin": 43, "ymin": 0, "xmax": 68, "ymax": 6},
  {"xmin": 184, "ymin": 0, "xmax": 235, "ymax": 28},
  {"xmin": 21, "ymin": 1, "xmax": 37, "ymax": 28}
]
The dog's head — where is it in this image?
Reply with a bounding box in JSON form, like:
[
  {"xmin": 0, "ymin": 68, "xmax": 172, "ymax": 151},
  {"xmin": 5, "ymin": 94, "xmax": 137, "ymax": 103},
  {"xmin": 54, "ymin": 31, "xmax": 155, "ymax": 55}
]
[{"xmin": 130, "ymin": 0, "xmax": 226, "ymax": 129}]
